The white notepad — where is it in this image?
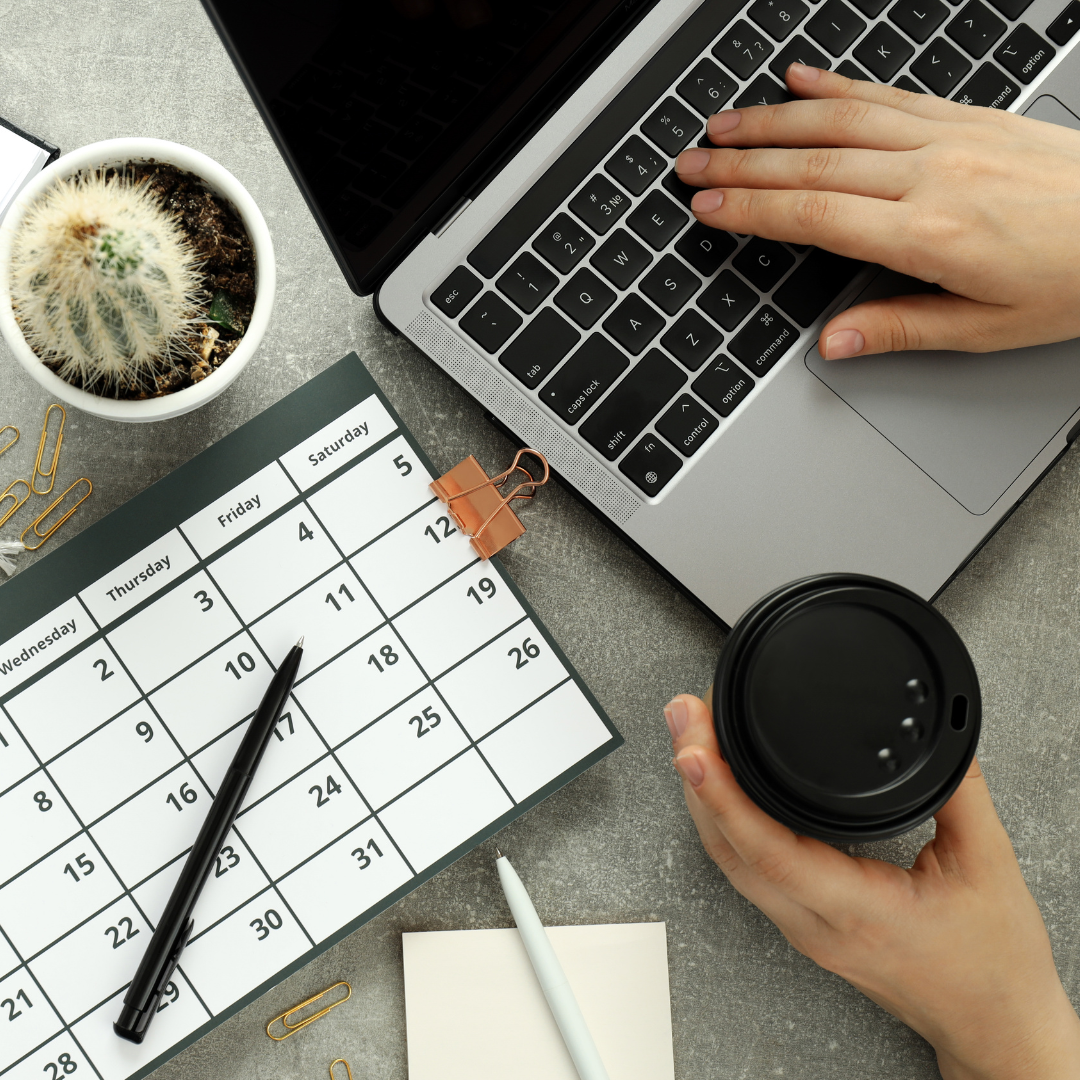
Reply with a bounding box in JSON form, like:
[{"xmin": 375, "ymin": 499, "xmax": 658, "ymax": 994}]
[
  {"xmin": 403, "ymin": 923, "xmax": 675, "ymax": 1080},
  {"xmin": 0, "ymin": 123, "xmax": 49, "ymax": 224}
]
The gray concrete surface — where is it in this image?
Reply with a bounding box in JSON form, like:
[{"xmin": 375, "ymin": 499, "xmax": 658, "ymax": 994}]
[{"xmin": 1, "ymin": 2, "xmax": 1079, "ymax": 1076}]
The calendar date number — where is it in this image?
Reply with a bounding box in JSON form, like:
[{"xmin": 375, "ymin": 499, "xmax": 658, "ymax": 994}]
[
  {"xmin": 42, "ymin": 1053, "xmax": 78, "ymax": 1079},
  {"xmin": 351, "ymin": 839, "xmax": 384, "ymax": 870},
  {"xmin": 251, "ymin": 909, "xmax": 284, "ymax": 940},
  {"xmin": 1, "ymin": 988, "xmax": 32, "ymax": 1021},
  {"xmin": 508, "ymin": 638, "xmax": 540, "ymax": 669}
]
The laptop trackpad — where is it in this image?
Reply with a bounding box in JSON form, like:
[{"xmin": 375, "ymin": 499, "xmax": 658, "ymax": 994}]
[{"xmin": 805, "ymin": 269, "xmax": 1080, "ymax": 515}]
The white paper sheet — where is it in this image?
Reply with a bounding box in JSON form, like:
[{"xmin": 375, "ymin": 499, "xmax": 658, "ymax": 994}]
[
  {"xmin": 403, "ymin": 923, "xmax": 675, "ymax": 1080},
  {"xmin": 0, "ymin": 124, "xmax": 48, "ymax": 224}
]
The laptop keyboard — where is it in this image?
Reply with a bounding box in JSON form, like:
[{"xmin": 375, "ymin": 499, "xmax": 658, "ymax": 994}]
[{"xmin": 431, "ymin": 0, "xmax": 1076, "ymax": 498}]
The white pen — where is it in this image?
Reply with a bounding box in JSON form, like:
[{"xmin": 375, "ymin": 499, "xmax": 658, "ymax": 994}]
[{"xmin": 495, "ymin": 849, "xmax": 610, "ymax": 1080}]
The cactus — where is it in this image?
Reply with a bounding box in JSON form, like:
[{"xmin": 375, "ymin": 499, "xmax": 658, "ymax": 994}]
[{"xmin": 9, "ymin": 169, "xmax": 203, "ymax": 393}]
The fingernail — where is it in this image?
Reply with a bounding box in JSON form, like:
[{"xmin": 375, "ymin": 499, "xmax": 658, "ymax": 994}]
[
  {"xmin": 691, "ymin": 189, "xmax": 724, "ymax": 214},
  {"xmin": 676, "ymin": 149, "xmax": 711, "ymax": 175},
  {"xmin": 674, "ymin": 750, "xmax": 705, "ymax": 788},
  {"xmin": 664, "ymin": 697, "xmax": 689, "ymax": 740},
  {"xmin": 787, "ymin": 62, "xmax": 821, "ymax": 82},
  {"xmin": 707, "ymin": 110, "xmax": 742, "ymax": 136},
  {"xmin": 824, "ymin": 329, "xmax": 865, "ymax": 360}
]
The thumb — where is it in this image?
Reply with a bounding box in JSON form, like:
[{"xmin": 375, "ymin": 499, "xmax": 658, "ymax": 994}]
[{"xmin": 819, "ymin": 292, "xmax": 1014, "ymax": 358}]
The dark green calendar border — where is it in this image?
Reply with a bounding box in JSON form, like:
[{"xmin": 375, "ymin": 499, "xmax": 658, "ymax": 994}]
[{"xmin": 0, "ymin": 353, "xmax": 622, "ymax": 1080}]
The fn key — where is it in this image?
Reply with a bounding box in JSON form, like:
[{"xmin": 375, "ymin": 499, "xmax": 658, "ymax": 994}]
[{"xmin": 619, "ymin": 434, "xmax": 683, "ymax": 496}]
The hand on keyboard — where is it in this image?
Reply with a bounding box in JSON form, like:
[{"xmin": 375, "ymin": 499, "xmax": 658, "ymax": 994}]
[{"xmin": 675, "ymin": 63, "xmax": 1080, "ymax": 359}]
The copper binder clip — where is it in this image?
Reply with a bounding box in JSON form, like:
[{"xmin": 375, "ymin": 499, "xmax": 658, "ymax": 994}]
[{"xmin": 431, "ymin": 448, "xmax": 549, "ymax": 560}]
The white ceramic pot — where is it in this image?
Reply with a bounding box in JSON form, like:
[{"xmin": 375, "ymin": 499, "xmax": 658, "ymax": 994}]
[{"xmin": 0, "ymin": 137, "xmax": 275, "ymax": 422}]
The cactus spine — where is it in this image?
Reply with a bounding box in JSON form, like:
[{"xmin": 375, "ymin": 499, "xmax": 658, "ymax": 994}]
[{"xmin": 9, "ymin": 169, "xmax": 203, "ymax": 392}]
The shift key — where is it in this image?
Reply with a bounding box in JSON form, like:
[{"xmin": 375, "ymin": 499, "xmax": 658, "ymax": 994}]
[{"xmin": 540, "ymin": 335, "xmax": 629, "ymax": 425}]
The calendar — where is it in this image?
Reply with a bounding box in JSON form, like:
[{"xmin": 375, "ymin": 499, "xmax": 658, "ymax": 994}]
[{"xmin": 0, "ymin": 354, "xmax": 620, "ymax": 1080}]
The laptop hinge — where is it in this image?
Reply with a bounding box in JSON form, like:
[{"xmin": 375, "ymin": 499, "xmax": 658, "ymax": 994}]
[{"xmin": 432, "ymin": 198, "xmax": 473, "ymax": 239}]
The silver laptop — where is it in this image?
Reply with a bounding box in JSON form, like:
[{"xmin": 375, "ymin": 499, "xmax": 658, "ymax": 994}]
[{"xmin": 203, "ymin": 0, "xmax": 1080, "ymax": 627}]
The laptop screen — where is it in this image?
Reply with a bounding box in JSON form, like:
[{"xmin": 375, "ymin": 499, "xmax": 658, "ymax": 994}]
[{"xmin": 202, "ymin": 0, "xmax": 656, "ymax": 295}]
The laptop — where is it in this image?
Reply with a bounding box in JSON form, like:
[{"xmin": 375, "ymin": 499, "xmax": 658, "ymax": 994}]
[{"xmin": 201, "ymin": 0, "xmax": 1080, "ymax": 627}]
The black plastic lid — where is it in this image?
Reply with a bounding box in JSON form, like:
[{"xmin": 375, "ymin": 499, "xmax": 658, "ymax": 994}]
[{"xmin": 713, "ymin": 574, "xmax": 981, "ymax": 842}]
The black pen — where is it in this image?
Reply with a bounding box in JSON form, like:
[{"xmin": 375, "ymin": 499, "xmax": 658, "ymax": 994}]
[{"xmin": 114, "ymin": 637, "xmax": 305, "ymax": 1043}]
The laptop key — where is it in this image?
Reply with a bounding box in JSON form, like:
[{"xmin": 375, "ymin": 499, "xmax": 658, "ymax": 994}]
[
  {"xmin": 628, "ymin": 191, "xmax": 690, "ymax": 251},
  {"xmin": 656, "ymin": 394, "xmax": 720, "ymax": 456},
  {"xmin": 500, "ymin": 307, "xmax": 581, "ymax": 389},
  {"xmin": 851, "ymin": 0, "xmax": 891, "ymax": 16},
  {"xmin": 459, "ymin": 292, "xmax": 524, "ymax": 354},
  {"xmin": 603, "ymin": 294, "xmax": 666, "ymax": 355},
  {"xmin": 692, "ymin": 355, "xmax": 756, "ymax": 417},
  {"xmin": 895, "ymin": 73, "xmax": 927, "ymax": 90},
  {"xmin": 698, "ymin": 269, "xmax": 760, "ymax": 331},
  {"xmin": 749, "ymin": 0, "xmax": 810, "ymax": 41},
  {"xmin": 836, "ymin": 58, "xmax": 873, "ymax": 79},
  {"xmin": 729, "ymin": 305, "xmax": 798, "ymax": 375},
  {"xmin": 769, "ymin": 36, "xmax": 833, "ymax": 81},
  {"xmin": 580, "ymin": 350, "xmax": 687, "ymax": 460},
  {"xmin": 569, "ymin": 174, "xmax": 631, "ymax": 235},
  {"xmin": 946, "ymin": 0, "xmax": 1005, "ymax": 56},
  {"xmin": 712, "ymin": 20, "xmax": 775, "ymax": 79},
  {"xmin": 889, "ymin": 0, "xmax": 949, "ymax": 43},
  {"xmin": 640, "ymin": 255, "xmax": 703, "ymax": 315},
  {"xmin": 605, "ymin": 136, "xmax": 667, "ymax": 196},
  {"xmin": 993, "ymin": 24, "xmax": 1055, "ymax": 82},
  {"xmin": 619, "ymin": 434, "xmax": 683, "ymax": 496},
  {"xmin": 662, "ymin": 309, "xmax": 725, "ymax": 370},
  {"xmin": 856, "ymin": 22, "xmax": 918, "ymax": 78},
  {"xmin": 1048, "ymin": 0, "xmax": 1080, "ymax": 44},
  {"xmin": 663, "ymin": 169, "xmax": 698, "ymax": 209},
  {"xmin": 496, "ymin": 252, "xmax": 558, "ymax": 314},
  {"xmin": 677, "ymin": 58, "xmax": 739, "ymax": 116},
  {"xmin": 554, "ymin": 268, "xmax": 617, "ymax": 328},
  {"xmin": 540, "ymin": 334, "xmax": 630, "ymax": 424},
  {"xmin": 641, "ymin": 97, "xmax": 702, "ymax": 156},
  {"xmin": 533, "ymin": 213, "xmax": 595, "ymax": 273},
  {"xmin": 733, "ymin": 237, "xmax": 796, "ymax": 291},
  {"xmin": 953, "ymin": 62, "xmax": 1019, "ymax": 105},
  {"xmin": 911, "ymin": 37, "xmax": 972, "ymax": 92},
  {"xmin": 676, "ymin": 224, "xmax": 738, "ymax": 277},
  {"xmin": 432, "ymin": 265, "xmax": 482, "ymax": 320},
  {"xmin": 734, "ymin": 74, "xmax": 797, "ymax": 107},
  {"xmin": 807, "ymin": 0, "xmax": 868, "ymax": 55},
  {"xmin": 590, "ymin": 229, "xmax": 653, "ymax": 289},
  {"xmin": 986, "ymin": 0, "xmax": 1032, "ymax": 18},
  {"xmin": 773, "ymin": 247, "xmax": 862, "ymax": 326}
]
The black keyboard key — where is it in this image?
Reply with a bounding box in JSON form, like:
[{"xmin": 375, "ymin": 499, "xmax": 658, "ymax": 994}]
[
  {"xmin": 641, "ymin": 97, "xmax": 702, "ymax": 156},
  {"xmin": 851, "ymin": 0, "xmax": 891, "ymax": 16},
  {"xmin": 987, "ymin": 0, "xmax": 1032, "ymax": 18},
  {"xmin": 569, "ymin": 175, "xmax": 632, "ymax": 235},
  {"xmin": 619, "ymin": 434, "xmax": 683, "ymax": 496},
  {"xmin": 459, "ymin": 292, "xmax": 523, "ymax": 353},
  {"xmin": 773, "ymin": 247, "xmax": 862, "ymax": 326},
  {"xmin": 836, "ymin": 58, "xmax": 873, "ymax": 78},
  {"xmin": 533, "ymin": 213, "xmax": 594, "ymax": 273},
  {"xmin": 994, "ymin": 24, "xmax": 1055, "ymax": 82},
  {"xmin": 656, "ymin": 394, "xmax": 720, "ymax": 456},
  {"xmin": 692, "ymin": 355, "xmax": 756, "ymax": 417},
  {"xmin": 603, "ymin": 294, "xmax": 666, "ymax": 355},
  {"xmin": 890, "ymin": 0, "xmax": 949, "ymax": 42},
  {"xmin": 432, "ymin": 266, "xmax": 482, "ymax": 320},
  {"xmin": 894, "ymin": 73, "xmax": 927, "ymax": 89},
  {"xmin": 1048, "ymin": 0, "xmax": 1080, "ymax": 44},
  {"xmin": 713, "ymin": 20, "xmax": 776, "ymax": 79},
  {"xmin": 663, "ymin": 169, "xmax": 698, "ymax": 209},
  {"xmin": 807, "ymin": 0, "xmax": 868, "ymax": 55},
  {"xmin": 605, "ymin": 136, "xmax": 667, "ymax": 196},
  {"xmin": 770, "ymin": 35, "xmax": 833, "ymax": 79},
  {"xmin": 554, "ymin": 268, "xmax": 617, "ymax": 328},
  {"xmin": 946, "ymin": 0, "xmax": 1006, "ymax": 57},
  {"xmin": 749, "ymin": 0, "xmax": 811, "ymax": 40},
  {"xmin": 698, "ymin": 270, "xmax": 759, "ymax": 331},
  {"xmin": 676, "ymin": 223, "xmax": 738, "ymax": 276},
  {"xmin": 540, "ymin": 335, "xmax": 629, "ymax": 423},
  {"xmin": 662, "ymin": 309, "xmax": 725, "ymax": 370},
  {"xmin": 953, "ymin": 62, "xmax": 1020, "ymax": 105},
  {"xmin": 733, "ymin": 238, "xmax": 797, "ymax": 291},
  {"xmin": 677, "ymin": 58, "xmax": 739, "ymax": 116},
  {"xmin": 496, "ymin": 252, "xmax": 558, "ymax": 314},
  {"xmin": 640, "ymin": 255, "xmax": 703, "ymax": 315},
  {"xmin": 735, "ymin": 75, "xmax": 797, "ymax": 108},
  {"xmin": 580, "ymin": 351, "xmax": 687, "ymax": 460},
  {"xmin": 911, "ymin": 37, "xmax": 972, "ymax": 92},
  {"xmin": 729, "ymin": 305, "xmax": 798, "ymax": 375},
  {"xmin": 500, "ymin": 308, "xmax": 580, "ymax": 389},
  {"xmin": 627, "ymin": 191, "xmax": 690, "ymax": 251},
  {"xmin": 854, "ymin": 21, "xmax": 916, "ymax": 76},
  {"xmin": 590, "ymin": 229, "xmax": 653, "ymax": 289}
]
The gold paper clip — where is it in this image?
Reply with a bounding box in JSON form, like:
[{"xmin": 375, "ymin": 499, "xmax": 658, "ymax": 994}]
[
  {"xmin": 329, "ymin": 1061, "xmax": 353, "ymax": 1080},
  {"xmin": 20, "ymin": 478, "xmax": 92, "ymax": 552},
  {"xmin": 265, "ymin": 981, "xmax": 352, "ymax": 1041},
  {"xmin": 0, "ymin": 480, "xmax": 31, "ymax": 529},
  {"xmin": 0, "ymin": 426, "xmax": 18, "ymax": 457},
  {"xmin": 32, "ymin": 404, "xmax": 65, "ymax": 495},
  {"xmin": 431, "ymin": 448, "xmax": 550, "ymax": 560}
]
